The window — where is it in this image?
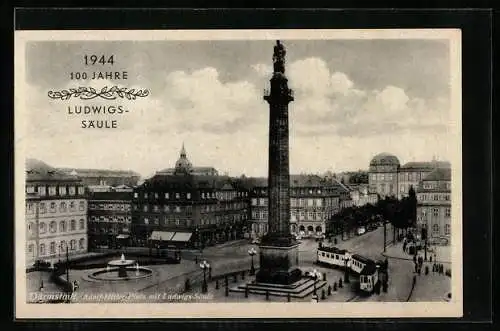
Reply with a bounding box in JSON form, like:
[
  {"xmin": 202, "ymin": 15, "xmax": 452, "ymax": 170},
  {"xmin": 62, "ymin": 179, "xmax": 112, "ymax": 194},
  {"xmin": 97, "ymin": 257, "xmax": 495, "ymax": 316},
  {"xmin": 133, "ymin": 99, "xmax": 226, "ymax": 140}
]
[
  {"xmin": 175, "ymin": 193, "xmax": 180, "ymax": 199},
  {"xmin": 27, "ymin": 203, "xmax": 33, "ymax": 214},
  {"xmin": 39, "ymin": 222, "xmax": 46, "ymax": 234},
  {"xmin": 144, "ymin": 218, "xmax": 149, "ymax": 225},
  {"xmin": 70, "ymin": 239, "xmax": 76, "ymax": 250},
  {"xmin": 50, "ymin": 242, "xmax": 56, "ymax": 254},
  {"xmin": 79, "ymin": 238, "xmax": 85, "ymax": 249},
  {"xmin": 27, "ymin": 222, "xmax": 33, "ymax": 234},
  {"xmin": 154, "ymin": 193, "xmax": 158, "ymax": 199},
  {"xmin": 39, "ymin": 244, "xmax": 46, "ymax": 256},
  {"xmin": 433, "ymin": 224, "xmax": 439, "ymax": 233},
  {"xmin": 68, "ymin": 186, "xmax": 75, "ymax": 195},
  {"xmin": 59, "ymin": 202, "xmax": 67, "ymax": 212},
  {"xmin": 49, "ymin": 221, "xmax": 57, "ymax": 233},
  {"xmin": 445, "ymin": 208, "xmax": 451, "ymax": 217},
  {"xmin": 60, "ymin": 241, "xmax": 66, "ymax": 251},
  {"xmin": 187, "ymin": 193, "xmax": 191, "ymax": 199},
  {"xmin": 78, "ymin": 186, "xmax": 85, "ymax": 195},
  {"xmin": 79, "ymin": 219, "xmax": 85, "ymax": 230},
  {"xmin": 153, "ymin": 205, "xmax": 159, "ymax": 212},
  {"xmin": 433, "ymin": 208, "xmax": 439, "ymax": 217},
  {"xmin": 28, "ymin": 244, "xmax": 34, "ymax": 254},
  {"xmin": 165, "ymin": 193, "xmax": 169, "ymax": 199},
  {"xmin": 143, "ymin": 205, "xmax": 148, "ymax": 212},
  {"xmin": 445, "ymin": 224, "xmax": 450, "ymax": 235},
  {"xmin": 175, "ymin": 219, "xmax": 180, "ymax": 226},
  {"xmin": 38, "ymin": 186, "xmax": 46, "ymax": 196},
  {"xmin": 134, "ymin": 192, "xmax": 138, "ymax": 198},
  {"xmin": 154, "ymin": 217, "xmax": 159, "ymax": 225},
  {"xmin": 175, "ymin": 206, "xmax": 181, "ymax": 213},
  {"xmin": 79, "ymin": 201, "xmax": 85, "ymax": 211},
  {"xmin": 48, "ymin": 186, "xmax": 56, "ymax": 196},
  {"xmin": 69, "ymin": 201, "xmax": 76, "ymax": 211},
  {"xmin": 144, "ymin": 193, "xmax": 148, "ymax": 199},
  {"xmin": 164, "ymin": 205, "xmax": 170, "ymax": 212},
  {"xmin": 251, "ymin": 198, "xmax": 257, "ymax": 206},
  {"xmin": 26, "ymin": 185, "xmax": 35, "ymax": 193},
  {"xmin": 70, "ymin": 220, "xmax": 76, "ymax": 231},
  {"xmin": 59, "ymin": 186, "xmax": 67, "ymax": 196},
  {"xmin": 59, "ymin": 220, "xmax": 66, "ymax": 232}
]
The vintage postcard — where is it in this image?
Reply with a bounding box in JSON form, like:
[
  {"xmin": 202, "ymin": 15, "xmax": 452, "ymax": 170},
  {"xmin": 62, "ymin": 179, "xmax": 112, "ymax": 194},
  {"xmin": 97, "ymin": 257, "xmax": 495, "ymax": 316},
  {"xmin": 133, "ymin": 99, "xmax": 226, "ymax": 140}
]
[{"xmin": 14, "ymin": 29, "xmax": 462, "ymax": 318}]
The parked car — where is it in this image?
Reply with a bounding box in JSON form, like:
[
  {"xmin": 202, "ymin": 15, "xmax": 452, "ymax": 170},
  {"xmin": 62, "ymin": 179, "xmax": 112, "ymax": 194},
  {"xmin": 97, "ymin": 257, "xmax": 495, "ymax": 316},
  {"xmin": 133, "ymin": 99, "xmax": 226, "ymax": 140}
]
[{"xmin": 356, "ymin": 227, "xmax": 366, "ymax": 236}]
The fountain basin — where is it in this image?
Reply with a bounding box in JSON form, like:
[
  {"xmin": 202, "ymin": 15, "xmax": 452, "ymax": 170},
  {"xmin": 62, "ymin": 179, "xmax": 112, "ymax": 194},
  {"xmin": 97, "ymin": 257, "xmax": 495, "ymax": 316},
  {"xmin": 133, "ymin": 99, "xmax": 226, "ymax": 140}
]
[{"xmin": 86, "ymin": 266, "xmax": 153, "ymax": 282}]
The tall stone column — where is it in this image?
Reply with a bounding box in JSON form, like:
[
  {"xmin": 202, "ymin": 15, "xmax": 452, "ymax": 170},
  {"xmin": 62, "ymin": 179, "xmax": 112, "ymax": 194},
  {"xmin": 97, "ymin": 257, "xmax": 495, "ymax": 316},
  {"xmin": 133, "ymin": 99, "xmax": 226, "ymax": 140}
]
[{"xmin": 256, "ymin": 40, "xmax": 301, "ymax": 285}]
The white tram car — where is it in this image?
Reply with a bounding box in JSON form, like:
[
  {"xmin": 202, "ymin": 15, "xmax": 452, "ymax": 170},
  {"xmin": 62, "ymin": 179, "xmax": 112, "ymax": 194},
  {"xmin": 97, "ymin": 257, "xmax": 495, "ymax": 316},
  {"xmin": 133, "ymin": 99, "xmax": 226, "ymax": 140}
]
[{"xmin": 317, "ymin": 247, "xmax": 380, "ymax": 294}]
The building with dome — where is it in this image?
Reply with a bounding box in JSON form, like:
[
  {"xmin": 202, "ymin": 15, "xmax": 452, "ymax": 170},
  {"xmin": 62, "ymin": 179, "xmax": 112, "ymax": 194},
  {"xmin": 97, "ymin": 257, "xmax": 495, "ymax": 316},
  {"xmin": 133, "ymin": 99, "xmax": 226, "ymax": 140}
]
[
  {"xmin": 368, "ymin": 153, "xmax": 451, "ymax": 200},
  {"xmin": 25, "ymin": 158, "xmax": 88, "ymax": 267},
  {"xmin": 368, "ymin": 153, "xmax": 401, "ymax": 198},
  {"xmin": 131, "ymin": 144, "xmax": 249, "ymax": 248},
  {"xmin": 155, "ymin": 144, "xmax": 219, "ymax": 177}
]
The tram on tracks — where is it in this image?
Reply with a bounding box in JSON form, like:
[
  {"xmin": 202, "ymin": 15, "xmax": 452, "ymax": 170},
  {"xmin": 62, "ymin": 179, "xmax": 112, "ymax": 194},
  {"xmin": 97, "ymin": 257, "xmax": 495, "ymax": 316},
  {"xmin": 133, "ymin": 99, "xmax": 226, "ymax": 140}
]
[{"xmin": 317, "ymin": 246, "xmax": 381, "ymax": 294}]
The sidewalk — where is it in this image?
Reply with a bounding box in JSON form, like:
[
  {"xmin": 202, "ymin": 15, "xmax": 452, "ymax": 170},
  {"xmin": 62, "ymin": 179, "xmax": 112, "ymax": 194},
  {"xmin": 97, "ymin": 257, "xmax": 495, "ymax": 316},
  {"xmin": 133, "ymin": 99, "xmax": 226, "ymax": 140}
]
[{"xmin": 382, "ymin": 242, "xmax": 451, "ymax": 264}]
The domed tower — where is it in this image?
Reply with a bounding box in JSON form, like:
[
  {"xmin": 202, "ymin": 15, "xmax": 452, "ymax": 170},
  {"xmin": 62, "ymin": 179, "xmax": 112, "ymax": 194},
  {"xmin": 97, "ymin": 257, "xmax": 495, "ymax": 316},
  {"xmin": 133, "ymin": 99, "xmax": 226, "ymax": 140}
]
[
  {"xmin": 368, "ymin": 152, "xmax": 400, "ymax": 198},
  {"xmin": 174, "ymin": 143, "xmax": 193, "ymax": 175}
]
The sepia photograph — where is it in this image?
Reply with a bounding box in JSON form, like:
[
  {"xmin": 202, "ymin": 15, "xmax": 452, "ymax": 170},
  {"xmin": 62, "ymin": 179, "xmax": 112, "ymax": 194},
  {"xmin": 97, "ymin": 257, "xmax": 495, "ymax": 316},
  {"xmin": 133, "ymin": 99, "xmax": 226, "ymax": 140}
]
[{"xmin": 14, "ymin": 29, "xmax": 462, "ymax": 318}]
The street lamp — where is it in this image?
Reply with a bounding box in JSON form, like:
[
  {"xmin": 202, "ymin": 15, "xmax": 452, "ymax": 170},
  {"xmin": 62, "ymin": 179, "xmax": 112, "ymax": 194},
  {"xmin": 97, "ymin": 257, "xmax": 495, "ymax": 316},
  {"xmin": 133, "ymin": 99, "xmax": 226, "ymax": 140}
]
[
  {"xmin": 344, "ymin": 252, "xmax": 351, "ymax": 283},
  {"xmin": 309, "ymin": 269, "xmax": 322, "ymax": 295},
  {"xmin": 248, "ymin": 247, "xmax": 257, "ymax": 275},
  {"xmin": 200, "ymin": 260, "xmax": 210, "ymax": 293}
]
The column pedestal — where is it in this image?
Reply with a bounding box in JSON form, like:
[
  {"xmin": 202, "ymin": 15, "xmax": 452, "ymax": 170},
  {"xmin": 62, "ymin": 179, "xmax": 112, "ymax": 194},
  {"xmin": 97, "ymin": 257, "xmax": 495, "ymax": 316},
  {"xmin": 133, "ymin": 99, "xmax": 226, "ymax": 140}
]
[{"xmin": 256, "ymin": 238, "xmax": 301, "ymax": 285}]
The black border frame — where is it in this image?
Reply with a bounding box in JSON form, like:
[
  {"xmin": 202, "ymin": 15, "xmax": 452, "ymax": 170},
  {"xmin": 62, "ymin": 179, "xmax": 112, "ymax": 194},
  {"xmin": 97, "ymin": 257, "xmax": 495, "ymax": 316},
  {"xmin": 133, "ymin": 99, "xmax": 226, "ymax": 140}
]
[{"xmin": 3, "ymin": 6, "xmax": 493, "ymax": 330}]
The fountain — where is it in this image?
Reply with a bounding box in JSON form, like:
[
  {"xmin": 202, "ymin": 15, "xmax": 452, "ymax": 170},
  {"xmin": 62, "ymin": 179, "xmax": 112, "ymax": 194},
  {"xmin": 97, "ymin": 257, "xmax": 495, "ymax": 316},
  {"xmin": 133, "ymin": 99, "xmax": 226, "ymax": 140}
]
[
  {"xmin": 86, "ymin": 253, "xmax": 153, "ymax": 282},
  {"xmin": 107, "ymin": 253, "xmax": 136, "ymax": 278}
]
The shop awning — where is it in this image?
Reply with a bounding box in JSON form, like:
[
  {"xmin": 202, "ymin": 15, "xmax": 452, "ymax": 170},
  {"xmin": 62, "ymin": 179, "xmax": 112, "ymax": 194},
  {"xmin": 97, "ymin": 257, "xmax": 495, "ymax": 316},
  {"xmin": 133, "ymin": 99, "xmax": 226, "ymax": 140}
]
[
  {"xmin": 150, "ymin": 231, "xmax": 175, "ymax": 241},
  {"xmin": 116, "ymin": 234, "xmax": 130, "ymax": 239},
  {"xmin": 171, "ymin": 232, "xmax": 193, "ymax": 242}
]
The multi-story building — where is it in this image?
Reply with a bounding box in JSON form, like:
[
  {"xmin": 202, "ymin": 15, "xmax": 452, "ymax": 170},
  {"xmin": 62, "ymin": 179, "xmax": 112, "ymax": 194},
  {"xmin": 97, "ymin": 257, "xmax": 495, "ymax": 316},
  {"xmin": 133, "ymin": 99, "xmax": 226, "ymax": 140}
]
[
  {"xmin": 368, "ymin": 153, "xmax": 400, "ymax": 198},
  {"xmin": 398, "ymin": 161, "xmax": 451, "ymax": 199},
  {"xmin": 249, "ymin": 175, "xmax": 342, "ymax": 238},
  {"xmin": 416, "ymin": 167, "xmax": 452, "ymax": 244},
  {"xmin": 87, "ymin": 187, "xmax": 133, "ymax": 249},
  {"xmin": 369, "ymin": 153, "xmax": 451, "ymax": 200},
  {"xmin": 58, "ymin": 168, "xmax": 141, "ymax": 187},
  {"xmin": 25, "ymin": 159, "xmax": 88, "ymax": 266},
  {"xmin": 131, "ymin": 145, "xmax": 250, "ymax": 248}
]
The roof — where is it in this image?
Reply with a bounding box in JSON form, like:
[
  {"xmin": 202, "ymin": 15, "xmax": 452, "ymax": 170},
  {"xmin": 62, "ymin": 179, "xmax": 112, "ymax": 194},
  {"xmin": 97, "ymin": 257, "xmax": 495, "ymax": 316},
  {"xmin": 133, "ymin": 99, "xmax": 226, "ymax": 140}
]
[
  {"xmin": 360, "ymin": 262, "xmax": 378, "ymax": 275},
  {"xmin": 157, "ymin": 166, "xmax": 218, "ymax": 175},
  {"xmin": 400, "ymin": 161, "xmax": 451, "ymax": 171},
  {"xmin": 422, "ymin": 168, "xmax": 451, "ymax": 181},
  {"xmin": 58, "ymin": 168, "xmax": 140, "ymax": 178},
  {"xmin": 369, "ymin": 153, "xmax": 400, "ymax": 167},
  {"xmin": 26, "ymin": 158, "xmax": 80, "ymax": 182},
  {"xmin": 140, "ymin": 174, "xmax": 249, "ymax": 191},
  {"xmin": 290, "ymin": 175, "xmax": 325, "ymax": 188}
]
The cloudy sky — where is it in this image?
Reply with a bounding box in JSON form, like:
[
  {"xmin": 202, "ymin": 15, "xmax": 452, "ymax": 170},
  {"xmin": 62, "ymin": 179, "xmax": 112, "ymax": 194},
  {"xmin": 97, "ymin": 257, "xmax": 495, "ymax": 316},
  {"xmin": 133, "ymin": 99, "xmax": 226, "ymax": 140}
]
[{"xmin": 22, "ymin": 39, "xmax": 455, "ymax": 178}]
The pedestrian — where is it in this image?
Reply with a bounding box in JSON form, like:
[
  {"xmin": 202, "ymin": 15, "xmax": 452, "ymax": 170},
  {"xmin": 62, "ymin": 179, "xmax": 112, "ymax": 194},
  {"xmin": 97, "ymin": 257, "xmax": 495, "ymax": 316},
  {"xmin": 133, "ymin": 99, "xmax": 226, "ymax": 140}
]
[
  {"xmin": 414, "ymin": 263, "xmax": 418, "ymax": 273},
  {"xmin": 413, "ymin": 255, "xmax": 417, "ymax": 264}
]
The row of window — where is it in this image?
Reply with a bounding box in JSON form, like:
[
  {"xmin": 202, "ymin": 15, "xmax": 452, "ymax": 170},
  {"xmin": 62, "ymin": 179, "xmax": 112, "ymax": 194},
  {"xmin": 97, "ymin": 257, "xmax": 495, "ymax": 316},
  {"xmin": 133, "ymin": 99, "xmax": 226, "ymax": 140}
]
[
  {"xmin": 251, "ymin": 188, "xmax": 329, "ymax": 195},
  {"xmin": 26, "ymin": 185, "xmax": 85, "ymax": 197},
  {"xmin": 89, "ymin": 216, "xmax": 131, "ymax": 222},
  {"xmin": 28, "ymin": 219, "xmax": 86, "ymax": 235},
  {"xmin": 28, "ymin": 238, "xmax": 86, "ymax": 256},
  {"xmin": 26, "ymin": 200, "xmax": 86, "ymax": 215},
  {"xmin": 88, "ymin": 203, "xmax": 131, "ymax": 211},
  {"xmin": 420, "ymin": 207, "xmax": 451, "ymax": 217},
  {"xmin": 427, "ymin": 223, "xmax": 451, "ymax": 235},
  {"xmin": 418, "ymin": 193, "xmax": 451, "ymax": 201},
  {"xmin": 370, "ymin": 173, "xmax": 396, "ymax": 181},
  {"xmin": 251, "ymin": 224, "xmax": 323, "ymax": 233},
  {"xmin": 134, "ymin": 191, "xmax": 249, "ymax": 200},
  {"xmin": 423, "ymin": 182, "xmax": 452, "ymax": 190},
  {"xmin": 398, "ymin": 172, "xmax": 425, "ymax": 182}
]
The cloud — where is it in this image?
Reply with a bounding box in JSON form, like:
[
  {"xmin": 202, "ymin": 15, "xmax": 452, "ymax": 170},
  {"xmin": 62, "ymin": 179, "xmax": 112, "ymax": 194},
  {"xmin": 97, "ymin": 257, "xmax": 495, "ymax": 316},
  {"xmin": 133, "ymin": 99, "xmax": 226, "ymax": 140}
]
[{"xmin": 251, "ymin": 63, "xmax": 272, "ymax": 77}]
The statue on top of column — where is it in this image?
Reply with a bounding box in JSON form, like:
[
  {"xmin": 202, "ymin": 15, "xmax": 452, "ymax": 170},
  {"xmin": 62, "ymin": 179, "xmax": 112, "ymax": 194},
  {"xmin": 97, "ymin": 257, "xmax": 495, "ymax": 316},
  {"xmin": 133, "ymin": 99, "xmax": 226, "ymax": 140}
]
[{"xmin": 273, "ymin": 40, "xmax": 286, "ymax": 74}]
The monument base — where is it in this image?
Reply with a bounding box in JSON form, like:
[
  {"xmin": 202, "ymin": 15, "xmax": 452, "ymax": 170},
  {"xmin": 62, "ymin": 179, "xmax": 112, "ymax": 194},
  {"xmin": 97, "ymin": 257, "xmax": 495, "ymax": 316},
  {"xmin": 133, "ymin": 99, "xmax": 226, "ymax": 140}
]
[{"xmin": 256, "ymin": 238, "xmax": 301, "ymax": 285}]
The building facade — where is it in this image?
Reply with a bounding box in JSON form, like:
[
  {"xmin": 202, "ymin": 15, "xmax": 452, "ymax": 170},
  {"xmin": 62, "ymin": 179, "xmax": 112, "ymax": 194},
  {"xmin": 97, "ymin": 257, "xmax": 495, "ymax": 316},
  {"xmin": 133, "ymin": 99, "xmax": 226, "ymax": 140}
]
[
  {"xmin": 398, "ymin": 161, "xmax": 451, "ymax": 199},
  {"xmin": 250, "ymin": 175, "xmax": 342, "ymax": 238},
  {"xmin": 155, "ymin": 144, "xmax": 219, "ymax": 177},
  {"xmin": 416, "ymin": 168, "xmax": 452, "ymax": 244},
  {"xmin": 25, "ymin": 159, "xmax": 88, "ymax": 266},
  {"xmin": 368, "ymin": 153, "xmax": 400, "ymax": 198},
  {"xmin": 347, "ymin": 184, "xmax": 379, "ymax": 207},
  {"xmin": 131, "ymin": 146, "xmax": 250, "ymax": 248},
  {"xmin": 87, "ymin": 188, "xmax": 133, "ymax": 249},
  {"xmin": 369, "ymin": 153, "xmax": 451, "ymax": 200}
]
